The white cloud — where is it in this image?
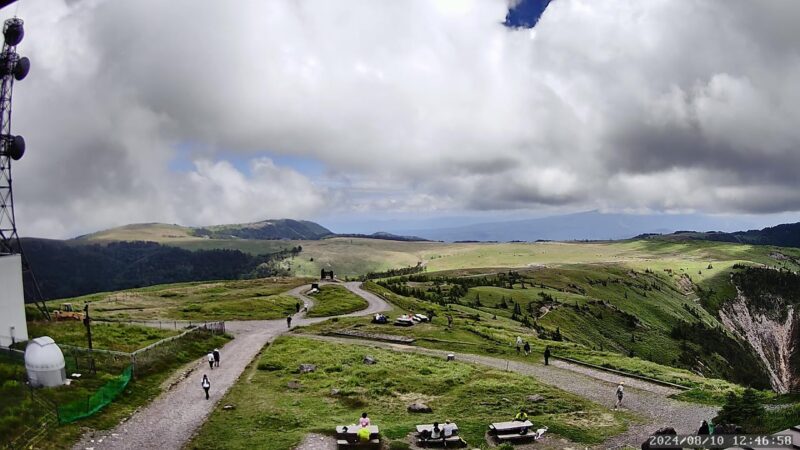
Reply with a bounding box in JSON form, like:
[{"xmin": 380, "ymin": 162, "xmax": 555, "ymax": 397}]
[{"xmin": 2, "ymin": 0, "xmax": 800, "ymax": 237}]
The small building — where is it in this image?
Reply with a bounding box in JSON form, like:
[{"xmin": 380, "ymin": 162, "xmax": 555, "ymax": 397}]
[
  {"xmin": 0, "ymin": 254, "xmax": 29, "ymax": 347},
  {"xmin": 25, "ymin": 336, "xmax": 66, "ymax": 387}
]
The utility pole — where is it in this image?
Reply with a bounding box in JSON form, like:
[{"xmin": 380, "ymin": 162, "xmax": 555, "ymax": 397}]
[{"xmin": 83, "ymin": 304, "xmax": 95, "ymax": 374}]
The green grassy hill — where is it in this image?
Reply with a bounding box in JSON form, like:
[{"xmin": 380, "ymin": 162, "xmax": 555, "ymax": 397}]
[
  {"xmin": 37, "ymin": 277, "xmax": 312, "ymax": 321},
  {"xmin": 38, "ymin": 236, "xmax": 800, "ymax": 395},
  {"xmin": 74, "ymin": 223, "xmax": 200, "ymax": 243},
  {"xmin": 374, "ymin": 263, "xmax": 774, "ymax": 389}
]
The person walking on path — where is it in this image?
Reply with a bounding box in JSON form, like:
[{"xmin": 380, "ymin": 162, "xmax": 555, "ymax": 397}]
[
  {"xmin": 213, "ymin": 348, "xmax": 220, "ymax": 367},
  {"xmin": 613, "ymin": 382, "xmax": 624, "ymax": 410},
  {"xmin": 201, "ymin": 374, "xmax": 211, "ymax": 400},
  {"xmin": 544, "ymin": 346, "xmax": 551, "ymax": 365},
  {"xmin": 286, "ymin": 315, "xmax": 292, "ymax": 329},
  {"xmin": 207, "ymin": 351, "xmax": 214, "ymax": 370},
  {"xmin": 295, "ymin": 302, "xmax": 301, "ymax": 313},
  {"xmin": 697, "ymin": 420, "xmax": 710, "ymax": 435},
  {"xmin": 524, "ymin": 341, "xmax": 531, "ymax": 356}
]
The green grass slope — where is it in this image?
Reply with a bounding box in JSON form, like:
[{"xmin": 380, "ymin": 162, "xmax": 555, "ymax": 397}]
[
  {"xmin": 38, "ymin": 277, "xmax": 312, "ymax": 321},
  {"xmin": 303, "ymin": 281, "xmax": 743, "ymax": 405},
  {"xmin": 188, "ymin": 336, "xmax": 631, "ymax": 449},
  {"xmin": 306, "ymin": 285, "xmax": 369, "ymax": 317}
]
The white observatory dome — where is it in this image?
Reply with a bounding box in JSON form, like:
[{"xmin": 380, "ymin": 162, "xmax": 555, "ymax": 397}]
[{"xmin": 25, "ymin": 336, "xmax": 66, "ymax": 387}]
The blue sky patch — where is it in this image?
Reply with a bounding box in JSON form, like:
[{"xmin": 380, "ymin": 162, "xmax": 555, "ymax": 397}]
[
  {"xmin": 504, "ymin": 0, "xmax": 552, "ymax": 28},
  {"xmin": 168, "ymin": 142, "xmax": 327, "ymax": 178}
]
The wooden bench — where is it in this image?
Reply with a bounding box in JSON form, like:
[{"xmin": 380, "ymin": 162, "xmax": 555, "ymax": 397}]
[
  {"xmin": 335, "ymin": 425, "xmax": 380, "ymax": 449},
  {"xmin": 415, "ymin": 423, "xmax": 465, "ymax": 447}
]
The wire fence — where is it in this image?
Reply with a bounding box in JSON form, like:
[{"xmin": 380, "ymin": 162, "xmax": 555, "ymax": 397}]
[
  {"xmin": 0, "ymin": 347, "xmax": 58, "ymax": 450},
  {"xmin": 57, "ymin": 365, "xmax": 133, "ymax": 424},
  {"xmin": 1, "ymin": 320, "xmax": 226, "ymax": 441},
  {"xmin": 94, "ymin": 318, "xmax": 226, "ymax": 332},
  {"xmin": 130, "ymin": 321, "xmax": 225, "ymax": 377}
]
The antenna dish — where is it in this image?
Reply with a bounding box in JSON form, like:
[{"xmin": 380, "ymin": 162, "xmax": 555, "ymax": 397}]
[
  {"xmin": 7, "ymin": 135, "xmax": 25, "ymax": 160},
  {"xmin": 3, "ymin": 20, "xmax": 23, "ymax": 46},
  {"xmin": 13, "ymin": 56, "xmax": 29, "ymax": 81}
]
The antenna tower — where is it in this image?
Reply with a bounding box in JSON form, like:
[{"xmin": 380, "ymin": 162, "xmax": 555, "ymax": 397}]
[{"xmin": 0, "ymin": 17, "xmax": 50, "ymax": 320}]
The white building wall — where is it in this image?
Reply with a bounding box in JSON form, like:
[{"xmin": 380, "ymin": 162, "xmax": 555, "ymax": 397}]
[{"xmin": 0, "ymin": 254, "xmax": 29, "ymax": 347}]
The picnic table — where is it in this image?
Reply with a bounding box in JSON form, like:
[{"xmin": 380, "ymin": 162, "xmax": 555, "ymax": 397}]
[
  {"xmin": 335, "ymin": 425, "xmax": 380, "ymax": 449},
  {"xmin": 489, "ymin": 420, "xmax": 536, "ymax": 443},
  {"xmin": 415, "ymin": 423, "xmax": 465, "ymax": 447}
]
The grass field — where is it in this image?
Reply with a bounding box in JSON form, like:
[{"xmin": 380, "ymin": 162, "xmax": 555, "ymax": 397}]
[
  {"xmin": 23, "ymin": 321, "xmax": 179, "ymax": 352},
  {"xmin": 162, "ymin": 237, "xmax": 800, "ymax": 279},
  {"xmin": 76, "ymin": 223, "xmax": 199, "ymax": 242},
  {"xmin": 306, "ymin": 285, "xmax": 370, "ymax": 317},
  {"xmin": 74, "ymin": 225, "xmax": 800, "ymax": 279},
  {"xmin": 188, "ymin": 336, "xmax": 632, "ymax": 449},
  {"xmin": 40, "ymin": 277, "xmax": 312, "ymax": 321},
  {"xmin": 301, "ymin": 281, "xmax": 745, "ymax": 405}
]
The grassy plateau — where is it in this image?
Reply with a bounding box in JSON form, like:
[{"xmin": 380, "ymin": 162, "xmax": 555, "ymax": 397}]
[
  {"xmin": 38, "ymin": 277, "xmax": 312, "ymax": 322},
  {"xmin": 306, "ymin": 285, "xmax": 370, "ymax": 318},
  {"xmin": 188, "ymin": 336, "xmax": 632, "ymax": 449}
]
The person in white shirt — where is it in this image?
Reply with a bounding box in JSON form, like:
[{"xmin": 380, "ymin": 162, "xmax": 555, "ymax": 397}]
[
  {"xmin": 614, "ymin": 382, "xmax": 624, "ymax": 410},
  {"xmin": 442, "ymin": 420, "xmax": 456, "ymax": 439},
  {"xmin": 430, "ymin": 422, "xmax": 442, "ymax": 440},
  {"xmin": 207, "ymin": 351, "xmax": 214, "ymax": 370}
]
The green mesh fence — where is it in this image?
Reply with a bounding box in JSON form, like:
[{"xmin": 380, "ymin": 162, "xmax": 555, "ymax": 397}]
[{"xmin": 57, "ymin": 365, "xmax": 133, "ymax": 424}]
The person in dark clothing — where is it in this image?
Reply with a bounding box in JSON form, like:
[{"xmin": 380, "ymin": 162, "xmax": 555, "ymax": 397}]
[
  {"xmin": 544, "ymin": 346, "xmax": 551, "ymax": 365},
  {"xmin": 287, "ymin": 315, "xmax": 292, "ymax": 328},
  {"xmin": 523, "ymin": 341, "xmax": 531, "ymax": 356},
  {"xmin": 697, "ymin": 420, "xmax": 710, "ymax": 435},
  {"xmin": 213, "ymin": 348, "xmax": 220, "ymax": 367},
  {"xmin": 296, "ymin": 302, "xmax": 301, "ymax": 313},
  {"xmin": 201, "ymin": 374, "xmax": 210, "ymax": 400},
  {"xmin": 446, "ymin": 315, "xmax": 453, "ymax": 328}
]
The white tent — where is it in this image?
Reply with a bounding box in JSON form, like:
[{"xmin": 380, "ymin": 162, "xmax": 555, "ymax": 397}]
[{"xmin": 25, "ymin": 336, "xmax": 66, "ymax": 387}]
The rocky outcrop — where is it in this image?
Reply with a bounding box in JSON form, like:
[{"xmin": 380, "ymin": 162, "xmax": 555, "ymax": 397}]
[{"xmin": 719, "ymin": 288, "xmax": 799, "ymax": 393}]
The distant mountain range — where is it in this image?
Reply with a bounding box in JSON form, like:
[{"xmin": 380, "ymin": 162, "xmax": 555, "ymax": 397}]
[
  {"xmin": 650, "ymin": 222, "xmax": 800, "ymax": 248},
  {"xmin": 74, "ymin": 219, "xmax": 429, "ymax": 242},
  {"xmin": 76, "ymin": 219, "xmax": 334, "ymax": 242},
  {"xmin": 395, "ymin": 211, "xmax": 788, "ymax": 243}
]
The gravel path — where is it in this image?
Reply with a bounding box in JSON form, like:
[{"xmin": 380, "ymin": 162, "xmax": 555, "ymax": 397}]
[
  {"xmin": 301, "ymin": 335, "xmax": 717, "ymax": 449},
  {"xmin": 71, "ymin": 282, "xmax": 389, "ymax": 450},
  {"xmin": 71, "ymin": 281, "xmax": 712, "ymax": 450}
]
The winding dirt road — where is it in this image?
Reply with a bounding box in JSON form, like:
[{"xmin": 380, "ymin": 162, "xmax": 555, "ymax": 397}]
[
  {"xmin": 73, "ymin": 281, "xmax": 714, "ymax": 450},
  {"xmin": 71, "ymin": 282, "xmax": 390, "ymax": 450}
]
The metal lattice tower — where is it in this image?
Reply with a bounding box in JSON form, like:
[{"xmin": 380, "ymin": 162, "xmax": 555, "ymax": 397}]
[{"xmin": 0, "ymin": 17, "xmax": 49, "ymax": 320}]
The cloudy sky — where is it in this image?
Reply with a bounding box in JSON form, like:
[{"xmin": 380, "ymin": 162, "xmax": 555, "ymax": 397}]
[{"xmin": 2, "ymin": 0, "xmax": 800, "ymax": 238}]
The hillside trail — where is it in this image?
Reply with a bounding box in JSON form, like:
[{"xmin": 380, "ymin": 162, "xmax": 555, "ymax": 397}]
[
  {"xmin": 71, "ymin": 281, "xmax": 390, "ymax": 450},
  {"xmin": 72, "ymin": 281, "xmax": 713, "ymax": 450},
  {"xmin": 300, "ymin": 334, "xmax": 717, "ymax": 449}
]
